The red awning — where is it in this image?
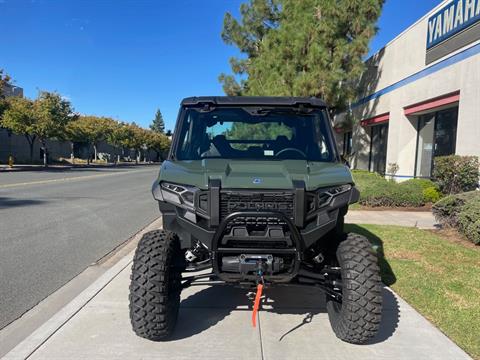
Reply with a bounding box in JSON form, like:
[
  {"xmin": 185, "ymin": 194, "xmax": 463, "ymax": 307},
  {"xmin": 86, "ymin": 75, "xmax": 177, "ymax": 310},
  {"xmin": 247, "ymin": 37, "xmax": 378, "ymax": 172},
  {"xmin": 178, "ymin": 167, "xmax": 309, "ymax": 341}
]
[
  {"xmin": 404, "ymin": 91, "xmax": 460, "ymax": 115},
  {"xmin": 360, "ymin": 113, "xmax": 390, "ymax": 126}
]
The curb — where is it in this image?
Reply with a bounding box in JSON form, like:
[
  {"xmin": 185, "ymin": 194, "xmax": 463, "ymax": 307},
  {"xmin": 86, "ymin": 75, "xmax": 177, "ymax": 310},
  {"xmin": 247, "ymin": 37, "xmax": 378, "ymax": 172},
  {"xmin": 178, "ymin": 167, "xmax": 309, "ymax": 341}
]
[
  {"xmin": 3, "ymin": 219, "xmax": 162, "ymax": 360},
  {"xmin": 0, "ymin": 163, "xmax": 160, "ymax": 172}
]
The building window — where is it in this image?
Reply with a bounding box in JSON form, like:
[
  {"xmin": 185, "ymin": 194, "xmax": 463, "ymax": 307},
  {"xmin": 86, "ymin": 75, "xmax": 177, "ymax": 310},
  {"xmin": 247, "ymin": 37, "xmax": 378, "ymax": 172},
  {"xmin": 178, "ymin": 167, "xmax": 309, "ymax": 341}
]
[
  {"xmin": 415, "ymin": 106, "xmax": 458, "ymax": 178},
  {"xmin": 343, "ymin": 131, "xmax": 352, "ymax": 156},
  {"xmin": 369, "ymin": 123, "xmax": 389, "ymax": 174}
]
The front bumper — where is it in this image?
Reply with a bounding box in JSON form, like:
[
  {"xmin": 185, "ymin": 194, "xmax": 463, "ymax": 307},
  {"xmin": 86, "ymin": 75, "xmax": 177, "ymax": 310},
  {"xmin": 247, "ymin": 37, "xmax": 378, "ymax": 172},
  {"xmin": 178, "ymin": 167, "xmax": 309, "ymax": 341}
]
[
  {"xmin": 159, "ymin": 180, "xmax": 358, "ymax": 283},
  {"xmin": 210, "ymin": 211, "xmax": 303, "ymax": 282},
  {"xmin": 160, "ymin": 181, "xmax": 358, "ymax": 248}
]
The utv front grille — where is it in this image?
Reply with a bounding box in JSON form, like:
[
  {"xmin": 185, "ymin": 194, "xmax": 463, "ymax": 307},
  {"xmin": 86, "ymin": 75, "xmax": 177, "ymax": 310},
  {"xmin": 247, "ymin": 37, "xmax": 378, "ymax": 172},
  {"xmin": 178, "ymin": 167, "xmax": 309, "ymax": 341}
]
[
  {"xmin": 224, "ymin": 239, "xmax": 289, "ymax": 249},
  {"xmin": 220, "ymin": 191, "xmax": 295, "ymax": 221}
]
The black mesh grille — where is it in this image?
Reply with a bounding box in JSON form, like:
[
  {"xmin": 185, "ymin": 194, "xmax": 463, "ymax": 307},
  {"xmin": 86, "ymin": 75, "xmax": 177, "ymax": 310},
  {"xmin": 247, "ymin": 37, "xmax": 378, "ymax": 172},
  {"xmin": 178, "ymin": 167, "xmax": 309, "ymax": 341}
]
[
  {"xmin": 220, "ymin": 191, "xmax": 295, "ymax": 220},
  {"xmin": 225, "ymin": 239, "xmax": 288, "ymax": 249}
]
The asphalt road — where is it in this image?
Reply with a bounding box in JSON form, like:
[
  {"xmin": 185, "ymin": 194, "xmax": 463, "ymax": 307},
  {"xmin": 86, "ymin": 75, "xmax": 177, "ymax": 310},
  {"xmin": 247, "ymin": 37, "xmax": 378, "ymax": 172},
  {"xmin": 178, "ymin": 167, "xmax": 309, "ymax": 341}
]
[{"xmin": 0, "ymin": 166, "xmax": 159, "ymax": 329}]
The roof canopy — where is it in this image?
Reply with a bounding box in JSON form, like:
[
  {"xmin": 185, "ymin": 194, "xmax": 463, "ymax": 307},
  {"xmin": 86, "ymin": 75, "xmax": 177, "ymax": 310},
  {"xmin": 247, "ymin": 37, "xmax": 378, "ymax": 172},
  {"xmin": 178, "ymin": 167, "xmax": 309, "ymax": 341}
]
[{"xmin": 181, "ymin": 96, "xmax": 327, "ymax": 108}]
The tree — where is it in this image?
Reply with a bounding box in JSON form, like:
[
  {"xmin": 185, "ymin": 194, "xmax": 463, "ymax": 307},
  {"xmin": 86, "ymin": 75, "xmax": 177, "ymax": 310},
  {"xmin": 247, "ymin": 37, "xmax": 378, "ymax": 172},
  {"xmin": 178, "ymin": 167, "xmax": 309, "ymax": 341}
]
[
  {"xmin": 146, "ymin": 131, "xmax": 170, "ymax": 162},
  {"xmin": 67, "ymin": 116, "xmax": 115, "ymax": 163},
  {"xmin": 3, "ymin": 91, "xmax": 75, "ymax": 166},
  {"xmin": 0, "ymin": 98, "xmax": 8, "ymax": 123},
  {"xmin": 1, "ymin": 97, "xmax": 37, "ymax": 162},
  {"xmin": 107, "ymin": 122, "xmax": 147, "ymax": 164},
  {"xmin": 0, "ymin": 69, "xmax": 12, "ymax": 100},
  {"xmin": 219, "ymin": 0, "xmax": 281, "ymax": 95},
  {"xmin": 226, "ymin": 121, "xmax": 291, "ymax": 150},
  {"xmin": 150, "ymin": 109, "xmax": 165, "ymax": 133},
  {"xmin": 34, "ymin": 91, "xmax": 76, "ymax": 166},
  {"xmin": 223, "ymin": 0, "xmax": 384, "ymax": 112},
  {"xmin": 0, "ymin": 69, "xmax": 13, "ymax": 123},
  {"xmin": 107, "ymin": 121, "xmax": 131, "ymax": 163},
  {"xmin": 129, "ymin": 123, "xmax": 149, "ymax": 164}
]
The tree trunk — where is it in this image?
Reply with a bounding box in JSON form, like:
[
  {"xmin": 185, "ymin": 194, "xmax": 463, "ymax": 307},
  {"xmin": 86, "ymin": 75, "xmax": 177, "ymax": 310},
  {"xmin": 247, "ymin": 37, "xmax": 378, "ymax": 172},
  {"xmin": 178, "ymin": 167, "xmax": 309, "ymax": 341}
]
[
  {"xmin": 93, "ymin": 144, "xmax": 98, "ymax": 162},
  {"xmin": 70, "ymin": 142, "xmax": 75, "ymax": 164},
  {"xmin": 41, "ymin": 140, "xmax": 47, "ymax": 168},
  {"xmin": 135, "ymin": 150, "xmax": 139, "ymax": 165}
]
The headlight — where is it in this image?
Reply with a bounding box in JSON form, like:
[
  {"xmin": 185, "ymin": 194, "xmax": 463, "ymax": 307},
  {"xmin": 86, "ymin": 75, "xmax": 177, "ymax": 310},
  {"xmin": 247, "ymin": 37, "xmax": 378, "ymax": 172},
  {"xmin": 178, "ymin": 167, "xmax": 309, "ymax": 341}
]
[
  {"xmin": 159, "ymin": 182, "xmax": 197, "ymax": 208},
  {"xmin": 161, "ymin": 182, "xmax": 196, "ymax": 207},
  {"xmin": 327, "ymin": 184, "xmax": 352, "ymax": 195},
  {"xmin": 317, "ymin": 184, "xmax": 352, "ymax": 208},
  {"xmin": 317, "ymin": 192, "xmax": 332, "ymax": 208}
]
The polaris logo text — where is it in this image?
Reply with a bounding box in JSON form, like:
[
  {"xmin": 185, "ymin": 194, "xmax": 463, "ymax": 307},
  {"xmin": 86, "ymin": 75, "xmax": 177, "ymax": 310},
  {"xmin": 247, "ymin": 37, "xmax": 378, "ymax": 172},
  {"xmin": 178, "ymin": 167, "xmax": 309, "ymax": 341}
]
[{"xmin": 227, "ymin": 201, "xmax": 293, "ymax": 212}]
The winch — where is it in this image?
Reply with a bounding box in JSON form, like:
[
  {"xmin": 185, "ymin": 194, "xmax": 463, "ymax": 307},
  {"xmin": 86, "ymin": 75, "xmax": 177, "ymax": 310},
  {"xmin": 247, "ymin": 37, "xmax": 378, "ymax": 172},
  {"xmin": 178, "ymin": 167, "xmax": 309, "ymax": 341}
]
[{"xmin": 221, "ymin": 254, "xmax": 285, "ymax": 275}]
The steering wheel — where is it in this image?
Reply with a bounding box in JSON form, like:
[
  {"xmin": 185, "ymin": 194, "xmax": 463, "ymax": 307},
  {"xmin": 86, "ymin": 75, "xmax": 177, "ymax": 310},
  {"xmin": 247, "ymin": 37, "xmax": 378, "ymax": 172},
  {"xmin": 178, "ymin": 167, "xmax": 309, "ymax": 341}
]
[{"xmin": 275, "ymin": 147, "xmax": 307, "ymax": 158}]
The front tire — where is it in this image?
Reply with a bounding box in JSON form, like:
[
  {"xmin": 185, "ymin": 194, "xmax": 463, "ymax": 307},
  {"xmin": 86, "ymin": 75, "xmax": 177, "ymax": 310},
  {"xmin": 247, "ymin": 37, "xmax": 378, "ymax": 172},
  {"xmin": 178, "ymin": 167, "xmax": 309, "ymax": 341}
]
[
  {"xmin": 129, "ymin": 230, "xmax": 183, "ymax": 341},
  {"xmin": 326, "ymin": 233, "xmax": 382, "ymax": 344}
]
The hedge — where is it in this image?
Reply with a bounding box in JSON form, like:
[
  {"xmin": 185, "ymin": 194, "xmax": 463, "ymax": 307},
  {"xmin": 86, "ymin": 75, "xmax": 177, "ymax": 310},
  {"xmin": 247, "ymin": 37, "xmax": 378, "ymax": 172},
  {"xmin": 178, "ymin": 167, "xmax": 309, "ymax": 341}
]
[
  {"xmin": 432, "ymin": 191, "xmax": 480, "ymax": 245},
  {"xmin": 458, "ymin": 197, "xmax": 480, "ymax": 245},
  {"xmin": 352, "ymin": 171, "xmax": 440, "ymax": 207},
  {"xmin": 433, "ymin": 155, "xmax": 479, "ymax": 194},
  {"xmin": 401, "ymin": 178, "xmax": 441, "ymax": 203}
]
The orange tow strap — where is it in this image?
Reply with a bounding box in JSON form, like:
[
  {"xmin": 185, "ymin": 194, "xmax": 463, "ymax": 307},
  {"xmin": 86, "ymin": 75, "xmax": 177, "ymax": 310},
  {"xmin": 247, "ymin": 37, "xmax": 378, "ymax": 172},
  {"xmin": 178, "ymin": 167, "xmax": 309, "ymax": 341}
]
[{"xmin": 252, "ymin": 283, "xmax": 263, "ymax": 327}]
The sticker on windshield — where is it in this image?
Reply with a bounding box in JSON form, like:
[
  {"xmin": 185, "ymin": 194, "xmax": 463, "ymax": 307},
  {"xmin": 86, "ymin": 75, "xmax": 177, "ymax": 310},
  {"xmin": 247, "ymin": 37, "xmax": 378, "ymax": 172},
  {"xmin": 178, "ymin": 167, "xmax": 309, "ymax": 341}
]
[{"xmin": 264, "ymin": 150, "xmax": 274, "ymax": 156}]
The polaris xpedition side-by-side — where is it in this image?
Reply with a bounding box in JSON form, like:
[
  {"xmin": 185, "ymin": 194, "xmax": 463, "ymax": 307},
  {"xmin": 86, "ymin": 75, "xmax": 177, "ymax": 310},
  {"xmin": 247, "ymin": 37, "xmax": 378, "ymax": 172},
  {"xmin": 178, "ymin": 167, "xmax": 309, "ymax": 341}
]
[{"xmin": 129, "ymin": 96, "xmax": 382, "ymax": 344}]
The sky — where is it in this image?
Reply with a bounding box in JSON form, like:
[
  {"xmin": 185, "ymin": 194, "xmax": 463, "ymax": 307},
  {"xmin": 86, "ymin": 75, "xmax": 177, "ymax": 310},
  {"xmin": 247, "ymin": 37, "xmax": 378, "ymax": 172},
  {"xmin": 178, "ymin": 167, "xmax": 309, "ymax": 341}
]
[{"xmin": 0, "ymin": 0, "xmax": 441, "ymax": 131}]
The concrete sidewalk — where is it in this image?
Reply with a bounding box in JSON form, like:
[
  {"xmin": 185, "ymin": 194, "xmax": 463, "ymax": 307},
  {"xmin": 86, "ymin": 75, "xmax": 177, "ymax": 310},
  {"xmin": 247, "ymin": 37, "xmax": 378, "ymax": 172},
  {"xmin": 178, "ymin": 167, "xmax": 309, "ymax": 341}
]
[
  {"xmin": 4, "ymin": 250, "xmax": 471, "ymax": 360},
  {"xmin": 346, "ymin": 210, "xmax": 438, "ymax": 229}
]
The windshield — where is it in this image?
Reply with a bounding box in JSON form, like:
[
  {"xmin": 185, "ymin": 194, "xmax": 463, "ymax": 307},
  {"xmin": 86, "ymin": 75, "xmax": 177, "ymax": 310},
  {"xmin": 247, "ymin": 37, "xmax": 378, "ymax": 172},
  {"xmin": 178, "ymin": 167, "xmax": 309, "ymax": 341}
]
[{"xmin": 174, "ymin": 107, "xmax": 336, "ymax": 161}]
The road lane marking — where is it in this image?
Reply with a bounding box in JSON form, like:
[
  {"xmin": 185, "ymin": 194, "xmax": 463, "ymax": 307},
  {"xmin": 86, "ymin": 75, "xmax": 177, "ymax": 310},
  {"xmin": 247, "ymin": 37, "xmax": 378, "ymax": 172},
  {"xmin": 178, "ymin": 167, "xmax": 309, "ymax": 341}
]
[{"xmin": 0, "ymin": 168, "xmax": 157, "ymax": 189}]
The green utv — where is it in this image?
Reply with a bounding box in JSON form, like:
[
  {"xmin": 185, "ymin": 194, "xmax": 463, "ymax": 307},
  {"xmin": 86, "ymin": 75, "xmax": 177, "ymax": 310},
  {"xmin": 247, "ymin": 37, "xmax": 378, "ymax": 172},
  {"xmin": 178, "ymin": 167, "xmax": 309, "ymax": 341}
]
[{"xmin": 129, "ymin": 97, "xmax": 382, "ymax": 344}]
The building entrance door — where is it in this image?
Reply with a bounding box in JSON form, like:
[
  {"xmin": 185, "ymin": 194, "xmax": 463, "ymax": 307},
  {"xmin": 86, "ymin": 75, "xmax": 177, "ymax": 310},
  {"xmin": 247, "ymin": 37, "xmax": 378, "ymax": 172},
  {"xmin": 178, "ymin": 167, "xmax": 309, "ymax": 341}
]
[
  {"xmin": 415, "ymin": 106, "xmax": 458, "ymax": 178},
  {"xmin": 434, "ymin": 108, "xmax": 458, "ymax": 157}
]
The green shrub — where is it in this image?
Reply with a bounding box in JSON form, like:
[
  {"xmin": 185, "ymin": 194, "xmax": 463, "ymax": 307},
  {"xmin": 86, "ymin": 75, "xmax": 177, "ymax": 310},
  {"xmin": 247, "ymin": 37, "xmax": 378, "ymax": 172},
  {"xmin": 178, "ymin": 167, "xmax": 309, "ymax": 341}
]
[
  {"xmin": 400, "ymin": 178, "xmax": 441, "ymax": 203},
  {"xmin": 423, "ymin": 186, "xmax": 441, "ymax": 203},
  {"xmin": 432, "ymin": 192, "xmax": 473, "ymax": 226},
  {"xmin": 401, "ymin": 178, "xmax": 437, "ymax": 190},
  {"xmin": 457, "ymin": 196, "xmax": 480, "ymax": 245},
  {"xmin": 433, "ymin": 191, "xmax": 480, "ymax": 244},
  {"xmin": 390, "ymin": 182, "xmax": 425, "ymax": 207},
  {"xmin": 352, "ymin": 170, "xmax": 425, "ymax": 207},
  {"xmin": 433, "ymin": 155, "xmax": 479, "ymax": 194},
  {"xmin": 359, "ymin": 180, "xmax": 396, "ymax": 207},
  {"xmin": 351, "ymin": 170, "xmax": 384, "ymax": 185}
]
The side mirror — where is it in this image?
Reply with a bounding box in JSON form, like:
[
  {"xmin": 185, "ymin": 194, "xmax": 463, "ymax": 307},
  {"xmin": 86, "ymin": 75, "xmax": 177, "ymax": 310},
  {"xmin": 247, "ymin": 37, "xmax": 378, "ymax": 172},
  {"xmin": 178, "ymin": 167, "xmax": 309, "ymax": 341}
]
[{"xmin": 340, "ymin": 155, "xmax": 350, "ymax": 168}]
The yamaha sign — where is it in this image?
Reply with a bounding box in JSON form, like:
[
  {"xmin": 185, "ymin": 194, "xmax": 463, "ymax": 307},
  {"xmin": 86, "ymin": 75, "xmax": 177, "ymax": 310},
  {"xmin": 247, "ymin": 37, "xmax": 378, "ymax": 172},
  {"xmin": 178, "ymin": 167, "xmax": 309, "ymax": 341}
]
[{"xmin": 426, "ymin": 0, "xmax": 480, "ymax": 63}]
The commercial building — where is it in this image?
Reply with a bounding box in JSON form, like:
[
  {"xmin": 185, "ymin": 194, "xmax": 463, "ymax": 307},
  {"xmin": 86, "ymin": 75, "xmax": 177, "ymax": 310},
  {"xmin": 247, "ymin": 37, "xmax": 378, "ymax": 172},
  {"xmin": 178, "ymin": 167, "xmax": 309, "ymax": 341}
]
[
  {"xmin": 1, "ymin": 83, "xmax": 23, "ymax": 98},
  {"xmin": 336, "ymin": 0, "xmax": 480, "ymax": 179}
]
